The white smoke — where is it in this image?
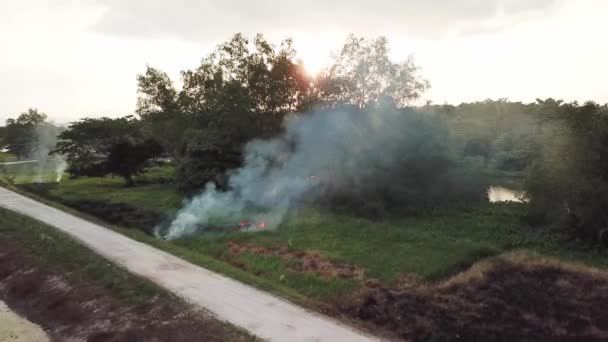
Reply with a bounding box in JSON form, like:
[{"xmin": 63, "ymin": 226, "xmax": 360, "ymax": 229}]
[
  {"xmin": 55, "ymin": 157, "xmax": 68, "ymax": 182},
  {"xmin": 161, "ymin": 105, "xmax": 485, "ymax": 239},
  {"xmin": 31, "ymin": 123, "xmax": 66, "ymax": 183}
]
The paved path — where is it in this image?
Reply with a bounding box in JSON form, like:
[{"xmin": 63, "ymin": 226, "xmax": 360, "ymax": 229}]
[
  {"xmin": 0, "ymin": 301, "xmax": 49, "ymax": 342},
  {"xmin": 0, "ymin": 187, "xmax": 379, "ymax": 342},
  {"xmin": 0, "ymin": 160, "xmax": 38, "ymax": 166}
]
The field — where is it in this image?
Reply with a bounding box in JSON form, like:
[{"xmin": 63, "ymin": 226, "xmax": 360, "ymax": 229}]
[{"xmin": 5, "ymin": 164, "xmax": 608, "ymax": 339}]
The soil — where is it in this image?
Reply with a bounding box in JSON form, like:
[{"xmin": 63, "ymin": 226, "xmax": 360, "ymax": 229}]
[
  {"xmin": 0, "ymin": 237, "xmax": 252, "ymax": 342},
  {"xmin": 349, "ymin": 256, "xmax": 608, "ymax": 341},
  {"xmin": 228, "ymin": 241, "xmax": 608, "ymax": 341}
]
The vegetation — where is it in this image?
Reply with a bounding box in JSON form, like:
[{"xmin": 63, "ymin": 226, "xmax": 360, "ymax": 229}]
[
  {"xmin": 0, "ymin": 207, "xmax": 166, "ymax": 304},
  {"xmin": 3, "ymin": 108, "xmax": 53, "ymax": 160},
  {"xmin": 526, "ymin": 101, "xmax": 608, "ymax": 241},
  {"xmin": 10, "ymin": 176, "xmax": 608, "ymax": 306},
  {"xmin": 1, "ymin": 32, "xmax": 608, "ymax": 339},
  {"xmin": 54, "ymin": 116, "xmax": 163, "ymax": 186}
]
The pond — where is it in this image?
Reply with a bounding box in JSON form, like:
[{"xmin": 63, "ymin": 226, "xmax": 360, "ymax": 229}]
[{"xmin": 488, "ymin": 186, "xmax": 528, "ymax": 203}]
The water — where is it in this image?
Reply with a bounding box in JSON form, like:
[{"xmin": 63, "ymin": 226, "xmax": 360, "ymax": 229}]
[{"xmin": 488, "ymin": 186, "xmax": 528, "ymax": 203}]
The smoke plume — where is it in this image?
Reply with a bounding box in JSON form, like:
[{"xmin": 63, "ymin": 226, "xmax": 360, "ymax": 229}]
[
  {"xmin": 31, "ymin": 123, "xmax": 66, "ymax": 183},
  {"xmin": 162, "ymin": 106, "xmax": 485, "ymax": 239}
]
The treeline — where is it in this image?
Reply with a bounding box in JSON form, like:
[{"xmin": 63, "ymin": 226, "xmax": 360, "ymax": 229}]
[{"xmin": 1, "ymin": 34, "xmax": 607, "ymax": 244}]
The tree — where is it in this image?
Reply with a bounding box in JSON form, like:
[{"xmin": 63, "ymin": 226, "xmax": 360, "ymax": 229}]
[
  {"xmin": 525, "ymin": 100, "xmax": 608, "ymax": 244},
  {"xmin": 106, "ymin": 139, "xmax": 163, "ymax": 187},
  {"xmin": 136, "ymin": 66, "xmax": 179, "ymax": 117},
  {"xmin": 179, "ymin": 34, "xmax": 313, "ymax": 114},
  {"xmin": 4, "ymin": 108, "xmax": 48, "ymax": 159},
  {"xmin": 317, "ymin": 35, "xmax": 429, "ymax": 109},
  {"xmin": 55, "ymin": 116, "xmax": 162, "ymax": 186}
]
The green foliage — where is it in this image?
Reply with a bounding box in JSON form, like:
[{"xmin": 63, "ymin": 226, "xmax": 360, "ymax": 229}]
[
  {"xmin": 526, "ymin": 101, "xmax": 608, "ymax": 243},
  {"xmin": 493, "ymin": 132, "xmax": 535, "ymax": 171},
  {"xmin": 179, "ymin": 34, "xmax": 313, "ymax": 114},
  {"xmin": 3, "ymin": 108, "xmax": 48, "ymax": 159},
  {"xmin": 317, "ymin": 35, "xmax": 429, "ymax": 109},
  {"xmin": 26, "ymin": 172, "xmax": 180, "ymax": 213},
  {"xmin": 106, "ymin": 139, "xmax": 163, "ymax": 186},
  {"xmin": 136, "ymin": 66, "xmax": 179, "ymax": 116},
  {"xmin": 175, "ymin": 128, "xmax": 241, "ymax": 193},
  {"xmin": 55, "ymin": 116, "xmax": 162, "ymax": 186}
]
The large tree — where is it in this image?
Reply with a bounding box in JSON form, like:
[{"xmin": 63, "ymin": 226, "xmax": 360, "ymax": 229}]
[
  {"xmin": 179, "ymin": 34, "xmax": 313, "ymax": 114},
  {"xmin": 4, "ymin": 108, "xmax": 48, "ymax": 159},
  {"xmin": 55, "ymin": 116, "xmax": 162, "ymax": 186},
  {"xmin": 317, "ymin": 35, "xmax": 429, "ymax": 109}
]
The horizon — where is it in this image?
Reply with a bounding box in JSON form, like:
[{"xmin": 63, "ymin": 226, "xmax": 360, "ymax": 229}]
[{"xmin": 1, "ymin": 0, "xmax": 607, "ymax": 124}]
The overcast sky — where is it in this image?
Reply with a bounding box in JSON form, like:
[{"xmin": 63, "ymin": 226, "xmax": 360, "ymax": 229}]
[{"xmin": 1, "ymin": 0, "xmax": 606, "ymax": 123}]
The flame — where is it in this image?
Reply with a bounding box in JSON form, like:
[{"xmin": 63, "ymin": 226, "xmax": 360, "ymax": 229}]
[{"xmin": 258, "ymin": 221, "xmax": 266, "ymax": 229}]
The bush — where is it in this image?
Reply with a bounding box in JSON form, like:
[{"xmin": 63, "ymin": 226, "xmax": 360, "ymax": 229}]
[{"xmin": 525, "ymin": 102, "xmax": 608, "ymax": 244}]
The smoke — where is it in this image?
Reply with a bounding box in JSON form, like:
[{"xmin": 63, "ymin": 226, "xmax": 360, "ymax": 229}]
[
  {"xmin": 55, "ymin": 157, "xmax": 68, "ymax": 182},
  {"xmin": 162, "ymin": 106, "xmax": 485, "ymax": 239},
  {"xmin": 31, "ymin": 123, "xmax": 66, "ymax": 183}
]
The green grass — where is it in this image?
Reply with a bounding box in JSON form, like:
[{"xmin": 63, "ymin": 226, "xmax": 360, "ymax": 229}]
[
  {"xmin": 175, "ymin": 204, "xmax": 608, "ymax": 290},
  {"xmin": 7, "ymin": 166, "xmax": 608, "ymax": 306},
  {"xmin": 10, "ymin": 166, "xmax": 181, "ymax": 213},
  {"xmin": 0, "ymin": 207, "xmax": 167, "ymax": 305},
  {"xmin": 0, "ymin": 152, "xmax": 17, "ymax": 163}
]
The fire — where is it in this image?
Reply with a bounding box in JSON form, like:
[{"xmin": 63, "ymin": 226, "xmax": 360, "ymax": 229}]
[{"xmin": 258, "ymin": 221, "xmax": 266, "ymax": 229}]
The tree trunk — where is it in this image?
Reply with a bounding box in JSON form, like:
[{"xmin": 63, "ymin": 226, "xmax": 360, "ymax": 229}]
[{"xmin": 123, "ymin": 174, "xmax": 135, "ymax": 187}]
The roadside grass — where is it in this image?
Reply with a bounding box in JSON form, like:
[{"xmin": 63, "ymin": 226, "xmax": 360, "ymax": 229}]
[
  {"xmin": 10, "ymin": 165, "xmax": 181, "ymax": 213},
  {"xmin": 7, "ymin": 166, "xmax": 608, "ymax": 305},
  {"xmin": 0, "ymin": 207, "xmax": 168, "ymax": 305},
  {"xmin": 0, "ymin": 207, "xmax": 258, "ymax": 340}
]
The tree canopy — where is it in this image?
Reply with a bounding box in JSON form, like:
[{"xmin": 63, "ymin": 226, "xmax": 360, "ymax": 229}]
[
  {"xmin": 4, "ymin": 108, "xmax": 49, "ymax": 159},
  {"xmin": 317, "ymin": 35, "xmax": 429, "ymax": 109},
  {"xmin": 55, "ymin": 116, "xmax": 163, "ymax": 186}
]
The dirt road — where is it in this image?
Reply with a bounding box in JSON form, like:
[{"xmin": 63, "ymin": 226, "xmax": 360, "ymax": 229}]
[{"xmin": 0, "ymin": 187, "xmax": 378, "ymax": 342}]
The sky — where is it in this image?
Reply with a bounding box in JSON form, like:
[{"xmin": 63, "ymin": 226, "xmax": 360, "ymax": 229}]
[{"xmin": 0, "ymin": 0, "xmax": 606, "ymax": 123}]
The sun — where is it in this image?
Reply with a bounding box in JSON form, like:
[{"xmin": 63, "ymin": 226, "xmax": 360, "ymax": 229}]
[{"xmin": 298, "ymin": 53, "xmax": 331, "ymax": 77}]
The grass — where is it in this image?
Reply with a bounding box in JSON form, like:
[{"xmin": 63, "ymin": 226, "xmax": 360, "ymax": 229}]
[
  {"xmin": 0, "ymin": 152, "xmax": 17, "ymax": 163},
  {"xmin": 7, "ymin": 166, "xmax": 608, "ymax": 306},
  {"xmin": 0, "ymin": 206, "xmax": 257, "ymax": 340},
  {"xmin": 8, "ymin": 165, "xmax": 181, "ymax": 213},
  {"xmin": 0, "ymin": 207, "xmax": 168, "ymax": 305}
]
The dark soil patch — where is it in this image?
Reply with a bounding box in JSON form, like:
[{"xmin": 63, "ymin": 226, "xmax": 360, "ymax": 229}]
[
  {"xmin": 346, "ymin": 255, "xmax": 608, "ymax": 341},
  {"xmin": 227, "ymin": 242, "xmax": 608, "ymax": 341},
  {"xmin": 0, "ymin": 237, "xmax": 252, "ymax": 342}
]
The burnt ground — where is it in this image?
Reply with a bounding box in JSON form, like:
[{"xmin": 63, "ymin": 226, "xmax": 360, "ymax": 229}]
[
  {"xmin": 0, "ymin": 237, "xmax": 254, "ymax": 342},
  {"xmin": 227, "ymin": 242, "xmax": 608, "ymax": 341}
]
